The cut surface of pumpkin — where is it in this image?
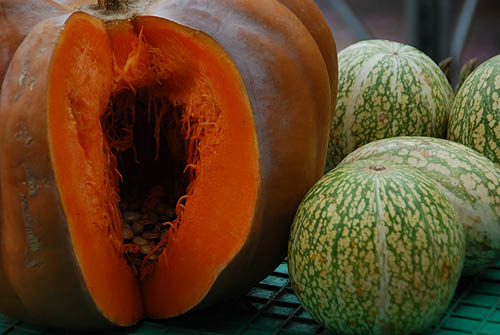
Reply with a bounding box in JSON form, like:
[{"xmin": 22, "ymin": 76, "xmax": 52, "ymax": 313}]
[{"xmin": 48, "ymin": 13, "xmax": 259, "ymax": 324}]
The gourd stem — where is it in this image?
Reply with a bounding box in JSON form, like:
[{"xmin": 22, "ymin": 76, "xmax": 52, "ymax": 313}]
[{"xmin": 455, "ymin": 58, "xmax": 477, "ymax": 93}]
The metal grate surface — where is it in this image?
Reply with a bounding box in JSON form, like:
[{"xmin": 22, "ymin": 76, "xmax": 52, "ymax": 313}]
[{"xmin": 2, "ymin": 261, "xmax": 500, "ymax": 334}]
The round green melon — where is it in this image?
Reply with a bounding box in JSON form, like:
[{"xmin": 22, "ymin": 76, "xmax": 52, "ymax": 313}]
[
  {"xmin": 448, "ymin": 54, "xmax": 500, "ymax": 167},
  {"xmin": 288, "ymin": 159, "xmax": 465, "ymax": 335},
  {"xmin": 340, "ymin": 136, "xmax": 500, "ymax": 275},
  {"xmin": 326, "ymin": 39, "xmax": 454, "ymax": 171}
]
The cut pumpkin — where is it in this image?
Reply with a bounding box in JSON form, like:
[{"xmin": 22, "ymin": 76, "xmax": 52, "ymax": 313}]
[
  {"xmin": 49, "ymin": 12, "xmax": 260, "ymax": 322},
  {"xmin": 0, "ymin": 0, "xmax": 335, "ymax": 330}
]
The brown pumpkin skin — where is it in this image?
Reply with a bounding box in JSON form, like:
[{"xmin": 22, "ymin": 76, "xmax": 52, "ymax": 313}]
[
  {"xmin": 1, "ymin": 0, "xmax": 338, "ymax": 104},
  {"xmin": 0, "ymin": 14, "xmax": 112, "ymax": 328},
  {"xmin": 0, "ymin": 0, "xmax": 69, "ymax": 82},
  {"xmin": 276, "ymin": 0, "xmax": 338, "ymax": 107},
  {"xmin": 0, "ymin": 0, "xmax": 336, "ymax": 330}
]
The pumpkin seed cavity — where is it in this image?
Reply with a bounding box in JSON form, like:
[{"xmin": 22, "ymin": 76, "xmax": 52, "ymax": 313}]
[
  {"xmin": 99, "ymin": 27, "xmax": 221, "ymax": 279},
  {"xmin": 101, "ymin": 88, "xmax": 190, "ymax": 279}
]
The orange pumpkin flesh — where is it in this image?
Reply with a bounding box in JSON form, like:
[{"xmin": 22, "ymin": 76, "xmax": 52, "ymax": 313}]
[
  {"xmin": 1, "ymin": 0, "xmax": 334, "ymax": 330},
  {"xmin": 48, "ymin": 12, "xmax": 259, "ymax": 324}
]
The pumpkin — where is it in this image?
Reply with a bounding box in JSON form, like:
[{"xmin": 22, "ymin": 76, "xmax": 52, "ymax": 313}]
[
  {"xmin": 288, "ymin": 159, "xmax": 465, "ymax": 335},
  {"xmin": 340, "ymin": 136, "xmax": 500, "ymax": 276},
  {"xmin": 0, "ymin": 0, "xmax": 337, "ymax": 330},
  {"xmin": 326, "ymin": 39, "xmax": 454, "ymax": 171},
  {"xmin": 448, "ymin": 54, "xmax": 500, "ymax": 167}
]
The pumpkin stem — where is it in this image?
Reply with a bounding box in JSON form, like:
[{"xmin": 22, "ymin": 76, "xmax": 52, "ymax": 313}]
[{"xmin": 97, "ymin": 0, "xmax": 127, "ymax": 10}]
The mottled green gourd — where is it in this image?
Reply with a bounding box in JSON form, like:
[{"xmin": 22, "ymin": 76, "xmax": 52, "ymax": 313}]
[
  {"xmin": 326, "ymin": 39, "xmax": 454, "ymax": 171},
  {"xmin": 340, "ymin": 136, "xmax": 500, "ymax": 275},
  {"xmin": 288, "ymin": 159, "xmax": 465, "ymax": 335},
  {"xmin": 448, "ymin": 54, "xmax": 500, "ymax": 166}
]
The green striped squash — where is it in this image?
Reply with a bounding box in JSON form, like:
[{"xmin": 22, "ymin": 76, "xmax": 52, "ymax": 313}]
[
  {"xmin": 340, "ymin": 136, "xmax": 500, "ymax": 275},
  {"xmin": 448, "ymin": 54, "xmax": 500, "ymax": 167},
  {"xmin": 289, "ymin": 159, "xmax": 465, "ymax": 335},
  {"xmin": 326, "ymin": 39, "xmax": 454, "ymax": 171}
]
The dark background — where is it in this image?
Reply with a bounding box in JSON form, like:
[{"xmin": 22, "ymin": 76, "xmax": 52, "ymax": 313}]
[{"xmin": 316, "ymin": 0, "xmax": 500, "ymax": 88}]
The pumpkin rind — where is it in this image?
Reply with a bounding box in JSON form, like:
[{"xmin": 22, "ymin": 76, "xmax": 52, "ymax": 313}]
[
  {"xmin": 448, "ymin": 54, "xmax": 500, "ymax": 167},
  {"xmin": 340, "ymin": 136, "xmax": 500, "ymax": 275},
  {"xmin": 326, "ymin": 39, "xmax": 454, "ymax": 171},
  {"xmin": 0, "ymin": 0, "xmax": 69, "ymax": 83},
  {"xmin": 275, "ymin": 0, "xmax": 338, "ymax": 109},
  {"xmin": 288, "ymin": 159, "xmax": 465, "ymax": 334},
  {"xmin": 0, "ymin": 14, "xmax": 113, "ymax": 329}
]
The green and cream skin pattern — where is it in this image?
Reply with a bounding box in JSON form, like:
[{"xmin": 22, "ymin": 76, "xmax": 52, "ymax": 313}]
[
  {"xmin": 448, "ymin": 54, "xmax": 500, "ymax": 167},
  {"xmin": 326, "ymin": 39, "xmax": 454, "ymax": 171},
  {"xmin": 289, "ymin": 159, "xmax": 465, "ymax": 335},
  {"xmin": 341, "ymin": 136, "xmax": 500, "ymax": 276}
]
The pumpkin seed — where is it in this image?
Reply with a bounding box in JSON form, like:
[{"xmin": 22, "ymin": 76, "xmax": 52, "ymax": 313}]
[
  {"xmin": 123, "ymin": 211, "xmax": 141, "ymax": 223},
  {"xmin": 140, "ymin": 244, "xmax": 154, "ymax": 255},
  {"xmin": 132, "ymin": 236, "xmax": 149, "ymax": 245},
  {"xmin": 122, "ymin": 226, "xmax": 134, "ymax": 240},
  {"xmin": 142, "ymin": 232, "xmax": 161, "ymax": 240},
  {"xmin": 120, "ymin": 185, "xmax": 180, "ymax": 277},
  {"xmin": 125, "ymin": 244, "xmax": 139, "ymax": 253},
  {"xmin": 152, "ymin": 223, "xmax": 161, "ymax": 233},
  {"xmin": 131, "ymin": 222, "xmax": 143, "ymax": 234}
]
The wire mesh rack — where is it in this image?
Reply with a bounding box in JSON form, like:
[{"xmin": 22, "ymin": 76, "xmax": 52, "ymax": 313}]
[{"xmin": 2, "ymin": 261, "xmax": 500, "ymax": 334}]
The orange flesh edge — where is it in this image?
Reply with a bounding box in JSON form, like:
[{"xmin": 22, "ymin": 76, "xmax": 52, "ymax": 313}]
[
  {"xmin": 48, "ymin": 13, "xmax": 259, "ymax": 323},
  {"xmin": 135, "ymin": 17, "xmax": 259, "ymax": 317}
]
